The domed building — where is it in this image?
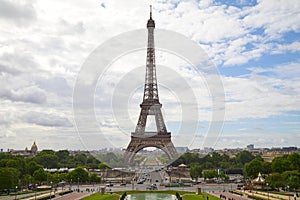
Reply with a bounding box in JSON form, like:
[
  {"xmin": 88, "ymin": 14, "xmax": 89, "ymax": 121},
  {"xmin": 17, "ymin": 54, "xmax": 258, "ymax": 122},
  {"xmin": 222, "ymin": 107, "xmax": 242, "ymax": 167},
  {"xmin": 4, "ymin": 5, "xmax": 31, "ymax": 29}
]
[
  {"xmin": 31, "ymin": 141, "xmax": 38, "ymax": 155},
  {"xmin": 10, "ymin": 141, "xmax": 38, "ymax": 157}
]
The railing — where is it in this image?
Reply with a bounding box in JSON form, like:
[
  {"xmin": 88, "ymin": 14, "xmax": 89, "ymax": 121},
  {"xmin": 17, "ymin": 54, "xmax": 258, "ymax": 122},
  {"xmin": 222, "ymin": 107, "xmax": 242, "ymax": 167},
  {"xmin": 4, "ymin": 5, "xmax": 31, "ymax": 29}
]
[{"xmin": 131, "ymin": 132, "xmax": 170, "ymax": 137}]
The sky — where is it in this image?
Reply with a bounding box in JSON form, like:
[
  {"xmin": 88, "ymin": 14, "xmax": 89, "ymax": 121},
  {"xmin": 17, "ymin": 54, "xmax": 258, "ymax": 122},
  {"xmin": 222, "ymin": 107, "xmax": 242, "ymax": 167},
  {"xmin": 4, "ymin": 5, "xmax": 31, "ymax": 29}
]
[{"xmin": 0, "ymin": 0, "xmax": 299, "ymax": 151}]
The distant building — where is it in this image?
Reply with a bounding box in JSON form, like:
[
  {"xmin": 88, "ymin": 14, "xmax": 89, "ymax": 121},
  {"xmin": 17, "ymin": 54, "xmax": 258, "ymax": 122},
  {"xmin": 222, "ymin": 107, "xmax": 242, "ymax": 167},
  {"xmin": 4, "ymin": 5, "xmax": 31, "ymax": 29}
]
[
  {"xmin": 247, "ymin": 144, "xmax": 254, "ymax": 150},
  {"xmin": 9, "ymin": 141, "xmax": 38, "ymax": 157},
  {"xmin": 262, "ymin": 146, "xmax": 298, "ymax": 162},
  {"xmin": 176, "ymin": 147, "xmax": 189, "ymax": 153},
  {"xmin": 204, "ymin": 147, "xmax": 214, "ymax": 153}
]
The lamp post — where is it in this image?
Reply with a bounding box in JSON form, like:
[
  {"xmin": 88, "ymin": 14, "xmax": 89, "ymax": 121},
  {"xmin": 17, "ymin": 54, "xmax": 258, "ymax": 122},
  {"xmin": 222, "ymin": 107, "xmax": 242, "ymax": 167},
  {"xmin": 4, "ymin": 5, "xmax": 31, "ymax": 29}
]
[
  {"xmin": 50, "ymin": 181, "xmax": 52, "ymax": 200},
  {"xmin": 34, "ymin": 184, "xmax": 37, "ymax": 200},
  {"xmin": 15, "ymin": 186, "xmax": 18, "ymax": 200},
  {"xmin": 61, "ymin": 181, "xmax": 64, "ymax": 192},
  {"xmin": 77, "ymin": 177, "xmax": 79, "ymax": 192},
  {"xmin": 287, "ymin": 185, "xmax": 290, "ymax": 200},
  {"xmin": 266, "ymin": 183, "xmax": 269, "ymax": 200}
]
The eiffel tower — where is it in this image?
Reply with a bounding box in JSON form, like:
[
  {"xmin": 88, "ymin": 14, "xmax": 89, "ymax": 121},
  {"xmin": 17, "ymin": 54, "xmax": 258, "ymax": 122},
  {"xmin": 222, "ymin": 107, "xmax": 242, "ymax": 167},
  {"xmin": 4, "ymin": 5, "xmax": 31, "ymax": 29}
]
[{"xmin": 125, "ymin": 6, "xmax": 178, "ymax": 165}]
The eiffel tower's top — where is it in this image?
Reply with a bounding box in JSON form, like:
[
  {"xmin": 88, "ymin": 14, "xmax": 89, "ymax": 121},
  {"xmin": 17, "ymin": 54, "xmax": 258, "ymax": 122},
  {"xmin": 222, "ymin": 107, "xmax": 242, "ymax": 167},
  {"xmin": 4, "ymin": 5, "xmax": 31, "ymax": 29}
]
[{"xmin": 147, "ymin": 5, "xmax": 155, "ymax": 28}]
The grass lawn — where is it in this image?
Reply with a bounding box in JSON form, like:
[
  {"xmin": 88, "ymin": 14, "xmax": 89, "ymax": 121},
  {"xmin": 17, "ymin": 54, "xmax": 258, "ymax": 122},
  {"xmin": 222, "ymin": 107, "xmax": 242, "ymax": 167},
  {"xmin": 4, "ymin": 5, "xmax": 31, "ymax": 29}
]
[
  {"xmin": 81, "ymin": 193, "xmax": 120, "ymax": 200},
  {"xmin": 83, "ymin": 191, "xmax": 220, "ymax": 200},
  {"xmin": 182, "ymin": 193, "xmax": 221, "ymax": 200}
]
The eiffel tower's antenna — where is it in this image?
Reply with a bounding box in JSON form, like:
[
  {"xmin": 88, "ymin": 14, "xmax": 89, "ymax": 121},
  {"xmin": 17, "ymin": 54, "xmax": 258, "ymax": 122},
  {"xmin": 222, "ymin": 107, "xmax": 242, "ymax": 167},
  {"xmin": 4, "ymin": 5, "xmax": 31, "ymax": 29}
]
[{"xmin": 150, "ymin": 5, "xmax": 152, "ymax": 19}]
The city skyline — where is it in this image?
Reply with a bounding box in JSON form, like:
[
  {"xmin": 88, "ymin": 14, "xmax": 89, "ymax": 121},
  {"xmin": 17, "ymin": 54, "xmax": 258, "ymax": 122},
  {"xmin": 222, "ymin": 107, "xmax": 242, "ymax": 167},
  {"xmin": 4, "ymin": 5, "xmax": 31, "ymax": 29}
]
[{"xmin": 0, "ymin": 0, "xmax": 299, "ymax": 151}]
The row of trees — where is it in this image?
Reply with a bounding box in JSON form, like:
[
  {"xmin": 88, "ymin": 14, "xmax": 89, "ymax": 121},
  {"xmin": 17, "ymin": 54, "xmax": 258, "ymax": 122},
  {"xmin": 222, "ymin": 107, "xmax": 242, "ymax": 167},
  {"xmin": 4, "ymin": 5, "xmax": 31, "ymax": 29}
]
[
  {"xmin": 189, "ymin": 164, "xmax": 229, "ymax": 182},
  {"xmin": 173, "ymin": 151, "xmax": 257, "ymax": 170},
  {"xmin": 0, "ymin": 150, "xmax": 106, "ymax": 191},
  {"xmin": 244, "ymin": 154, "xmax": 300, "ymax": 189},
  {"xmin": 175, "ymin": 151, "xmax": 300, "ymax": 190}
]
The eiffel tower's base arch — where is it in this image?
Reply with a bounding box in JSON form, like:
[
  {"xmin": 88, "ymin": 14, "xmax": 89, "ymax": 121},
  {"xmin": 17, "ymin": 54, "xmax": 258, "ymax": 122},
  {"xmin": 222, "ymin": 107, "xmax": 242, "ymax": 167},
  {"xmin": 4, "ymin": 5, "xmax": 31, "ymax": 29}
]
[{"xmin": 124, "ymin": 134, "xmax": 178, "ymax": 165}]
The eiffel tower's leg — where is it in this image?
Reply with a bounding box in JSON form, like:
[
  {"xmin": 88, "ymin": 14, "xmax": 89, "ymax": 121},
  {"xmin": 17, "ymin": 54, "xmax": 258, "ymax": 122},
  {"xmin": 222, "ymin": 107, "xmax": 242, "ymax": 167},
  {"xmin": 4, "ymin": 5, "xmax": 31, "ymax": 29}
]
[
  {"xmin": 124, "ymin": 137, "xmax": 139, "ymax": 165},
  {"xmin": 135, "ymin": 107, "xmax": 147, "ymax": 134},
  {"xmin": 164, "ymin": 141, "xmax": 179, "ymax": 160},
  {"xmin": 153, "ymin": 106, "xmax": 167, "ymax": 134}
]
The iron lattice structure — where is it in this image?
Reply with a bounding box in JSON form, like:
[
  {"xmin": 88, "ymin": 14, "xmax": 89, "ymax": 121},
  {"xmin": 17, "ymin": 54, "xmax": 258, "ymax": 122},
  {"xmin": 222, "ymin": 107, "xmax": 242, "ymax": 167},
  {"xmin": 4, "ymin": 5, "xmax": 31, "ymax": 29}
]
[{"xmin": 125, "ymin": 6, "xmax": 178, "ymax": 164}]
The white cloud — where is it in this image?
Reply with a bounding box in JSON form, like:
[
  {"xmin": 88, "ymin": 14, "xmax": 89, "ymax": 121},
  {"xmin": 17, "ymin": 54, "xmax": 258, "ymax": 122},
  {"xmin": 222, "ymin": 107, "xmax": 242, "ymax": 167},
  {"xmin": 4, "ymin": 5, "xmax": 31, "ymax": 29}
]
[
  {"xmin": 0, "ymin": 0, "xmax": 37, "ymax": 27},
  {"xmin": 224, "ymin": 61, "xmax": 300, "ymax": 120},
  {"xmin": 0, "ymin": 0, "xmax": 299, "ymax": 150}
]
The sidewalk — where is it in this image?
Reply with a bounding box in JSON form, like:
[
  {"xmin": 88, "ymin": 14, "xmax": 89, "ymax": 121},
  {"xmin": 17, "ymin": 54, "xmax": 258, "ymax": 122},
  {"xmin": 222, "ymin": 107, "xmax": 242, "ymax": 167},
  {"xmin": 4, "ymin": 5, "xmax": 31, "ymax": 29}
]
[
  {"xmin": 22, "ymin": 190, "xmax": 68, "ymax": 200},
  {"xmin": 52, "ymin": 192, "xmax": 90, "ymax": 200},
  {"xmin": 209, "ymin": 191, "xmax": 252, "ymax": 200},
  {"xmin": 236, "ymin": 190, "xmax": 296, "ymax": 200}
]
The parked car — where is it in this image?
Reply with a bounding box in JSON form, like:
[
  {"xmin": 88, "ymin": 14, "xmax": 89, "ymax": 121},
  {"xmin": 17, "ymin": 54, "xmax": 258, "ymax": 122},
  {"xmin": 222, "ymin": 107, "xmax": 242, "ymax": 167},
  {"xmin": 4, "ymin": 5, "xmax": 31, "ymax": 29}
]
[{"xmin": 146, "ymin": 185, "xmax": 158, "ymax": 190}]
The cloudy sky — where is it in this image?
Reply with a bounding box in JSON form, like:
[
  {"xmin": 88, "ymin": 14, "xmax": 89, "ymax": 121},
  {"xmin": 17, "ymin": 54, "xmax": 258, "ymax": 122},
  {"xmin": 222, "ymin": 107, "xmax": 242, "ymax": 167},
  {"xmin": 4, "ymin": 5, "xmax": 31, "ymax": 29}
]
[{"xmin": 0, "ymin": 0, "xmax": 299, "ymax": 151}]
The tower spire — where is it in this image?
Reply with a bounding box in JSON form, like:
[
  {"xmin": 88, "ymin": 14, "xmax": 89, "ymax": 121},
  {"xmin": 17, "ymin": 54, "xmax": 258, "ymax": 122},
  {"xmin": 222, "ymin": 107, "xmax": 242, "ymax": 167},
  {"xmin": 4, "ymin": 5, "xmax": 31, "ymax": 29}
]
[{"xmin": 147, "ymin": 5, "xmax": 155, "ymax": 28}]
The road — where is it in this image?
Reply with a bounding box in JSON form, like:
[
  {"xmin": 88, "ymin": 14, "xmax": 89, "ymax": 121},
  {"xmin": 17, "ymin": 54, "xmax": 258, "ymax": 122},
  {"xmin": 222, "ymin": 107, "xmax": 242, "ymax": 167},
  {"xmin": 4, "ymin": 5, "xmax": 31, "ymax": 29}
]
[{"xmin": 106, "ymin": 182, "xmax": 240, "ymax": 193}]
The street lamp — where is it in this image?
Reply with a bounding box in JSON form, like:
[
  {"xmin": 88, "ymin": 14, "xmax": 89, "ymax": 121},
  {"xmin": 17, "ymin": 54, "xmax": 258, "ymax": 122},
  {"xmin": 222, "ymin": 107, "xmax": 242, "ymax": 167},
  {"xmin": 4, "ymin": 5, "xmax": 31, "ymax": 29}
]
[
  {"xmin": 287, "ymin": 185, "xmax": 290, "ymax": 200},
  {"xmin": 266, "ymin": 183, "xmax": 269, "ymax": 200},
  {"xmin": 132, "ymin": 177, "xmax": 135, "ymax": 191},
  {"xmin": 34, "ymin": 184, "xmax": 37, "ymax": 200},
  {"xmin": 50, "ymin": 181, "xmax": 52, "ymax": 200},
  {"xmin": 77, "ymin": 177, "xmax": 80, "ymax": 192},
  {"xmin": 15, "ymin": 186, "xmax": 18, "ymax": 200},
  {"xmin": 61, "ymin": 181, "xmax": 64, "ymax": 192}
]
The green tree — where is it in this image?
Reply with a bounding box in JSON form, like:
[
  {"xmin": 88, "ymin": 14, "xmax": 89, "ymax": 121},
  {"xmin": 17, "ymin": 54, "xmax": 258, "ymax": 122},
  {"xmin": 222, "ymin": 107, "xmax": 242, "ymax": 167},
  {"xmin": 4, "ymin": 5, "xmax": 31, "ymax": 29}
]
[
  {"xmin": 244, "ymin": 159, "xmax": 263, "ymax": 178},
  {"xmin": 202, "ymin": 162, "xmax": 213, "ymax": 169},
  {"xmin": 287, "ymin": 153, "xmax": 300, "ymax": 171},
  {"xmin": 219, "ymin": 171, "xmax": 229, "ymax": 182},
  {"xmin": 0, "ymin": 168, "xmax": 20, "ymax": 190},
  {"xmin": 26, "ymin": 161, "xmax": 43, "ymax": 176},
  {"xmin": 34, "ymin": 153, "xmax": 58, "ymax": 168},
  {"xmin": 68, "ymin": 167, "xmax": 89, "ymax": 183},
  {"xmin": 59, "ymin": 173, "xmax": 68, "ymax": 182},
  {"xmin": 266, "ymin": 173, "xmax": 284, "ymax": 189},
  {"xmin": 190, "ymin": 163, "xmax": 202, "ymax": 182},
  {"xmin": 203, "ymin": 170, "xmax": 218, "ymax": 180},
  {"xmin": 282, "ymin": 170, "xmax": 300, "ymax": 190},
  {"xmin": 272, "ymin": 157, "xmax": 291, "ymax": 173},
  {"xmin": 86, "ymin": 156, "xmax": 100, "ymax": 169},
  {"xmin": 5, "ymin": 157, "xmax": 26, "ymax": 176},
  {"xmin": 236, "ymin": 151, "xmax": 255, "ymax": 165},
  {"xmin": 89, "ymin": 173, "xmax": 101, "ymax": 183},
  {"xmin": 33, "ymin": 168, "xmax": 48, "ymax": 183},
  {"xmin": 47, "ymin": 173, "xmax": 60, "ymax": 184},
  {"xmin": 55, "ymin": 150, "xmax": 70, "ymax": 161},
  {"xmin": 74, "ymin": 154, "xmax": 87, "ymax": 166},
  {"xmin": 98, "ymin": 162, "xmax": 110, "ymax": 169},
  {"xmin": 39, "ymin": 150, "xmax": 56, "ymax": 155},
  {"xmin": 22, "ymin": 174, "xmax": 34, "ymax": 186},
  {"xmin": 261, "ymin": 162, "xmax": 272, "ymax": 175},
  {"xmin": 172, "ymin": 153, "xmax": 199, "ymax": 166}
]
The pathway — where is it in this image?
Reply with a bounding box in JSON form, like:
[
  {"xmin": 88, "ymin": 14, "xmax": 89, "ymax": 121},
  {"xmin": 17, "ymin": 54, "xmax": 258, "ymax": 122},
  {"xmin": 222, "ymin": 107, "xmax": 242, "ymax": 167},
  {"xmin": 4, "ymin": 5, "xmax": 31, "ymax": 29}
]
[
  {"xmin": 242, "ymin": 190, "xmax": 296, "ymax": 200},
  {"xmin": 52, "ymin": 192, "xmax": 90, "ymax": 200},
  {"xmin": 209, "ymin": 192, "xmax": 252, "ymax": 200}
]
